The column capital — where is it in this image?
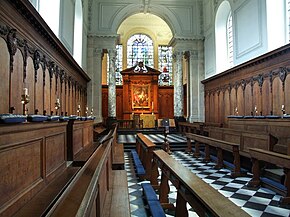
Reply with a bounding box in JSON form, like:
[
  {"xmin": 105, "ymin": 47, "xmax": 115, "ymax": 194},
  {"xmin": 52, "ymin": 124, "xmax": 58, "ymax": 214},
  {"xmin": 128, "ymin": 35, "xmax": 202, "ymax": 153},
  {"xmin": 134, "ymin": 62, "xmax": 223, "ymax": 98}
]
[
  {"xmin": 188, "ymin": 50, "xmax": 198, "ymax": 60},
  {"xmin": 172, "ymin": 51, "xmax": 184, "ymax": 61}
]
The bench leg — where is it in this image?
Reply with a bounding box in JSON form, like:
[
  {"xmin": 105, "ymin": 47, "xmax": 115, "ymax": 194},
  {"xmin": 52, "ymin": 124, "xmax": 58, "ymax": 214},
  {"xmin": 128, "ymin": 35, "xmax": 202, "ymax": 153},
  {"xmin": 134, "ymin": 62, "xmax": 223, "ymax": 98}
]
[
  {"xmin": 247, "ymin": 158, "xmax": 261, "ymax": 187},
  {"xmin": 280, "ymin": 168, "xmax": 290, "ymax": 204},
  {"xmin": 175, "ymin": 191, "xmax": 188, "ymax": 217},
  {"xmin": 203, "ymin": 144, "xmax": 211, "ymax": 162},
  {"xmin": 214, "ymin": 147, "xmax": 223, "ymax": 170},
  {"xmin": 193, "ymin": 141, "xmax": 200, "ymax": 158},
  {"xmin": 185, "ymin": 137, "xmax": 192, "ymax": 153},
  {"xmin": 231, "ymin": 147, "xmax": 242, "ymax": 178},
  {"xmin": 150, "ymin": 159, "xmax": 159, "ymax": 188},
  {"xmin": 159, "ymin": 172, "xmax": 170, "ymax": 205}
]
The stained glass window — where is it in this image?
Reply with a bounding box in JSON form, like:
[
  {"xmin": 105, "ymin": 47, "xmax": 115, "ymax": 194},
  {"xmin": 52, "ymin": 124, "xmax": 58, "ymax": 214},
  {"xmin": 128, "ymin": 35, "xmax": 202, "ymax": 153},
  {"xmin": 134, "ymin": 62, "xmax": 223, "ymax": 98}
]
[
  {"xmin": 127, "ymin": 34, "xmax": 154, "ymax": 67},
  {"xmin": 158, "ymin": 46, "xmax": 173, "ymax": 86}
]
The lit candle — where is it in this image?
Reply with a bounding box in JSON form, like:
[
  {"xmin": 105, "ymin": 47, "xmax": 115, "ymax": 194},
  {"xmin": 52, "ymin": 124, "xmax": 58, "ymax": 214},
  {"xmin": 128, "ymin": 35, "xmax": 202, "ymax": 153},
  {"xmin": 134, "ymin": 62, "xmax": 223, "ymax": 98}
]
[
  {"xmin": 86, "ymin": 106, "xmax": 88, "ymax": 111},
  {"xmin": 78, "ymin": 104, "xmax": 81, "ymax": 109},
  {"xmin": 282, "ymin": 104, "xmax": 285, "ymax": 110},
  {"xmin": 23, "ymin": 88, "xmax": 28, "ymax": 95}
]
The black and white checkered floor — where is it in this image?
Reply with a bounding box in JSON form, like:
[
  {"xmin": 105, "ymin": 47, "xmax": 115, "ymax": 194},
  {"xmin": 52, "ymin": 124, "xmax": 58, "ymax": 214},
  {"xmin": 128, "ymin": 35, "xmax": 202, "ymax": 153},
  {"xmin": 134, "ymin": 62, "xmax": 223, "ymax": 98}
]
[
  {"xmin": 125, "ymin": 151, "xmax": 290, "ymax": 217},
  {"xmin": 118, "ymin": 133, "xmax": 187, "ymax": 144}
]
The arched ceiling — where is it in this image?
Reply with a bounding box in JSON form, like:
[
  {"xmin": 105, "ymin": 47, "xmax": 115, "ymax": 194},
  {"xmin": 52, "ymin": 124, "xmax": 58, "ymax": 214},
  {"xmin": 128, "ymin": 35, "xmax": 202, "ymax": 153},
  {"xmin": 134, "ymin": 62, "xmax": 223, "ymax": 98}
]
[{"xmin": 117, "ymin": 13, "xmax": 173, "ymax": 45}]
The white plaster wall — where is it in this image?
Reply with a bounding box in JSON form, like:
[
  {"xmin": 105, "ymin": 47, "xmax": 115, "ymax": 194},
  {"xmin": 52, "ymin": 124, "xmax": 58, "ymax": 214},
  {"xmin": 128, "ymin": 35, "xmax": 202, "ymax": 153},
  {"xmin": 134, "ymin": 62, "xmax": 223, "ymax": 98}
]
[
  {"xmin": 59, "ymin": 0, "xmax": 75, "ymax": 54},
  {"xmin": 87, "ymin": 0, "xmax": 203, "ymax": 39},
  {"xmin": 204, "ymin": 0, "xmax": 269, "ymax": 77},
  {"xmin": 233, "ymin": 0, "xmax": 267, "ymax": 65}
]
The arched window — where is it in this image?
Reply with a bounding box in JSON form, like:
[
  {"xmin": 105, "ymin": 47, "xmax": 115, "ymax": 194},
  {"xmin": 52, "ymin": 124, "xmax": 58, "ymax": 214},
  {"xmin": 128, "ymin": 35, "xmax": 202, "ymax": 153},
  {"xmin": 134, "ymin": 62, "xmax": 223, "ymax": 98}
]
[
  {"xmin": 227, "ymin": 13, "xmax": 233, "ymax": 67},
  {"xmin": 37, "ymin": 0, "xmax": 60, "ymax": 37},
  {"xmin": 215, "ymin": 1, "xmax": 232, "ymax": 73},
  {"xmin": 73, "ymin": 0, "xmax": 83, "ymax": 66},
  {"xmin": 127, "ymin": 34, "xmax": 154, "ymax": 67}
]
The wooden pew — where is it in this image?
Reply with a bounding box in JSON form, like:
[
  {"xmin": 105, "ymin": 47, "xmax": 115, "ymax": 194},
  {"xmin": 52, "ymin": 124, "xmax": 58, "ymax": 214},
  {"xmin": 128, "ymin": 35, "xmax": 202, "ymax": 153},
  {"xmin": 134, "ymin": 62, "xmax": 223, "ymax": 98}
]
[
  {"xmin": 93, "ymin": 122, "xmax": 108, "ymax": 142},
  {"xmin": 67, "ymin": 119, "xmax": 94, "ymax": 161},
  {"xmin": 178, "ymin": 122, "xmax": 204, "ymax": 135},
  {"xmin": 46, "ymin": 133, "xmax": 130, "ymax": 217},
  {"xmin": 136, "ymin": 133, "xmax": 156, "ymax": 180},
  {"xmin": 185, "ymin": 133, "xmax": 243, "ymax": 177},
  {"xmin": 0, "ymin": 122, "xmax": 79, "ymax": 217},
  {"xmin": 152, "ymin": 150, "xmax": 250, "ymax": 217},
  {"xmin": 247, "ymin": 148, "xmax": 290, "ymax": 204},
  {"xmin": 208, "ymin": 127, "xmax": 277, "ymax": 157},
  {"xmin": 179, "ymin": 121, "xmax": 223, "ymax": 136},
  {"xmin": 112, "ymin": 123, "xmax": 125, "ymax": 170}
]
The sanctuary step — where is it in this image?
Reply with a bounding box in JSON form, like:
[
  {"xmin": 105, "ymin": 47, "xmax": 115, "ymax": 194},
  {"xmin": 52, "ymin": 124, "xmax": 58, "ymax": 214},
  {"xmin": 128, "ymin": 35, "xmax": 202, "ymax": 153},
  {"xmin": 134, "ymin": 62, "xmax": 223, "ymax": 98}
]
[{"xmin": 118, "ymin": 132, "xmax": 188, "ymax": 152}]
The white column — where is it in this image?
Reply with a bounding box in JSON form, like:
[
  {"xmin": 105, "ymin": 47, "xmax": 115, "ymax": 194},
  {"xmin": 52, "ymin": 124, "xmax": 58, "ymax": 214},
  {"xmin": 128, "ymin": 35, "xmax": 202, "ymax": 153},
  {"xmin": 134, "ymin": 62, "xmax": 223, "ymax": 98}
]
[
  {"xmin": 87, "ymin": 47, "xmax": 103, "ymax": 123},
  {"xmin": 108, "ymin": 49, "xmax": 116, "ymax": 118},
  {"xmin": 187, "ymin": 42, "xmax": 205, "ymax": 122},
  {"xmin": 173, "ymin": 51, "xmax": 184, "ymax": 117}
]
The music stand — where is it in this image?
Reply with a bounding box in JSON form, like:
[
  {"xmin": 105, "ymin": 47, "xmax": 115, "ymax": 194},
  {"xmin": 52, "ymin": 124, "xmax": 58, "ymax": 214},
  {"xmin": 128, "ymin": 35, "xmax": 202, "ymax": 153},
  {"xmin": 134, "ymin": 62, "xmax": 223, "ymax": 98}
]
[{"xmin": 159, "ymin": 118, "xmax": 171, "ymax": 154}]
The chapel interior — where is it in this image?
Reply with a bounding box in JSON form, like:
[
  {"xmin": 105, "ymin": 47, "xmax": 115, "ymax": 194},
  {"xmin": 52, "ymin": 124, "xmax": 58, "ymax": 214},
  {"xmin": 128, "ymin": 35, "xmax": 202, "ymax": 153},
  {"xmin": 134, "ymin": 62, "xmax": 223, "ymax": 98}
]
[{"xmin": 1, "ymin": 0, "xmax": 290, "ymax": 216}]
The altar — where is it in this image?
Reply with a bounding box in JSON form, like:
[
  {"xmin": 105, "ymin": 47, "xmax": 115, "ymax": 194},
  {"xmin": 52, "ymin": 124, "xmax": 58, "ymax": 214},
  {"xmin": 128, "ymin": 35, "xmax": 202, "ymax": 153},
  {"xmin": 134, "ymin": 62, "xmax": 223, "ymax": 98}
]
[{"xmin": 140, "ymin": 114, "xmax": 155, "ymax": 128}]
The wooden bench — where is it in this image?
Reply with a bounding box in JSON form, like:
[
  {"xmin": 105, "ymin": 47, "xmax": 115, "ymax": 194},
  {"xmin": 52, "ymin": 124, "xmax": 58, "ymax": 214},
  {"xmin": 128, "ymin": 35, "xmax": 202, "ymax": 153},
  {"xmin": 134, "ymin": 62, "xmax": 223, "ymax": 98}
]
[
  {"xmin": 93, "ymin": 122, "xmax": 108, "ymax": 141},
  {"xmin": 151, "ymin": 150, "xmax": 250, "ymax": 217},
  {"xmin": 111, "ymin": 123, "xmax": 125, "ymax": 170},
  {"xmin": 179, "ymin": 121, "xmax": 223, "ymax": 136},
  {"xmin": 185, "ymin": 133, "xmax": 244, "ymax": 177},
  {"xmin": 141, "ymin": 183, "xmax": 166, "ymax": 217},
  {"xmin": 13, "ymin": 167, "xmax": 80, "ymax": 217},
  {"xmin": 247, "ymin": 148, "xmax": 290, "ymax": 204},
  {"xmin": 208, "ymin": 127, "xmax": 277, "ymax": 157},
  {"xmin": 45, "ymin": 128, "xmax": 130, "ymax": 217},
  {"xmin": 136, "ymin": 133, "xmax": 156, "ymax": 180}
]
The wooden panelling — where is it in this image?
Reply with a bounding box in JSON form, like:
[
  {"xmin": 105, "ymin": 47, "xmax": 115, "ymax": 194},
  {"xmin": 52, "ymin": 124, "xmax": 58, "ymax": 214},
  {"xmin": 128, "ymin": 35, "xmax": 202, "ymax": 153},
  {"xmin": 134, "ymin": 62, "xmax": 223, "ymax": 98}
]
[
  {"xmin": 0, "ymin": 0, "xmax": 89, "ymax": 116},
  {"xmin": 0, "ymin": 38, "xmax": 9, "ymax": 114},
  {"xmin": 45, "ymin": 133, "xmax": 66, "ymax": 179},
  {"xmin": 67, "ymin": 120, "xmax": 94, "ymax": 161},
  {"xmin": 0, "ymin": 122, "xmax": 68, "ymax": 216},
  {"xmin": 158, "ymin": 87, "xmax": 174, "ymax": 119},
  {"xmin": 202, "ymin": 44, "xmax": 290, "ymax": 125}
]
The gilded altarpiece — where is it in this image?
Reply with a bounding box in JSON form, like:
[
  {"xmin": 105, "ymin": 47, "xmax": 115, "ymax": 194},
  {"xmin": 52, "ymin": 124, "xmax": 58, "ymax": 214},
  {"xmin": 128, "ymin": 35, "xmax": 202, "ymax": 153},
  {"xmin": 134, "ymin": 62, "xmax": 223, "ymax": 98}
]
[{"xmin": 121, "ymin": 63, "xmax": 161, "ymax": 120}]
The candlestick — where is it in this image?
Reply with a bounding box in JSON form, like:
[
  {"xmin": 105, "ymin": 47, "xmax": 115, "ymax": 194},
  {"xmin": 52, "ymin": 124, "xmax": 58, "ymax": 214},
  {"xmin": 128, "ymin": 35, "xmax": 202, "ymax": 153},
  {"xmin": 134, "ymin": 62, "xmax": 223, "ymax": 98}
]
[
  {"xmin": 235, "ymin": 107, "xmax": 238, "ymax": 115},
  {"xmin": 282, "ymin": 104, "xmax": 286, "ymax": 115},
  {"xmin": 55, "ymin": 98, "xmax": 61, "ymax": 115},
  {"xmin": 21, "ymin": 87, "xmax": 30, "ymax": 115}
]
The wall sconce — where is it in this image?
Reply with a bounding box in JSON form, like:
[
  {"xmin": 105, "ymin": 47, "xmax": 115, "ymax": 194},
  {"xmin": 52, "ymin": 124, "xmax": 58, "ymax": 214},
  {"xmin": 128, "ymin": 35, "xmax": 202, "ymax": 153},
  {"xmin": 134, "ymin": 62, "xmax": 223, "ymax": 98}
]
[{"xmin": 90, "ymin": 108, "xmax": 94, "ymax": 116}]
